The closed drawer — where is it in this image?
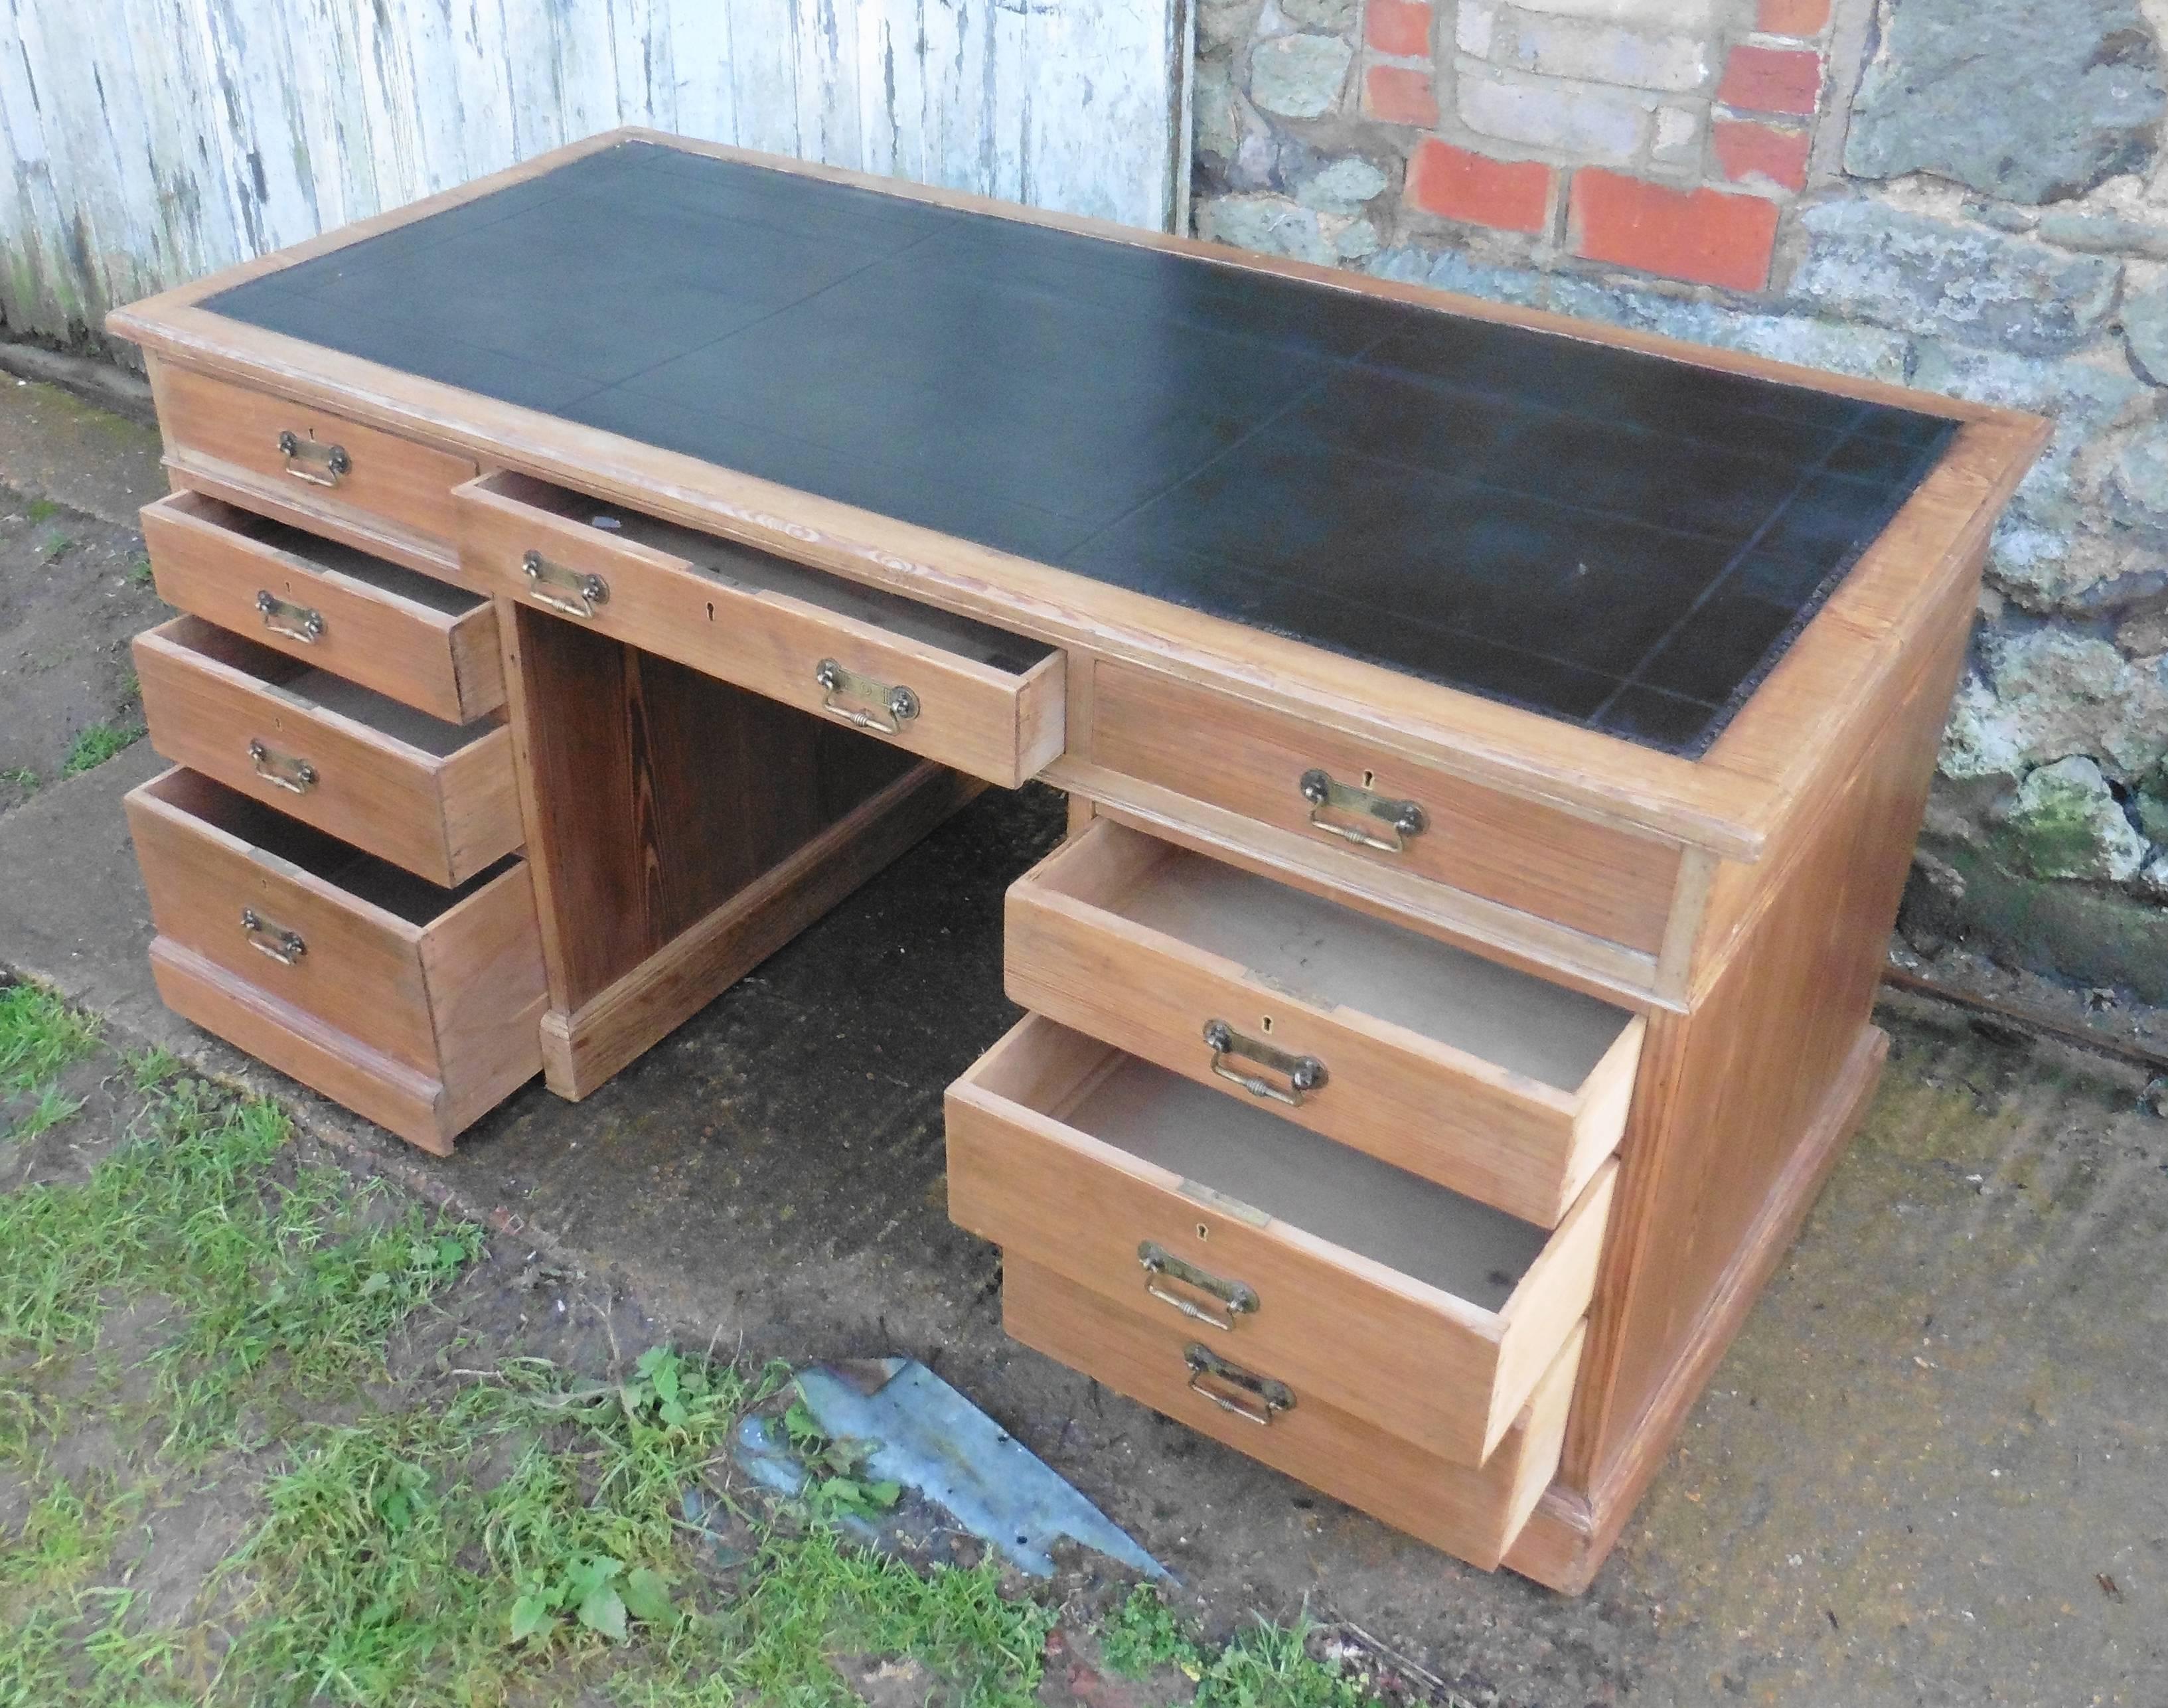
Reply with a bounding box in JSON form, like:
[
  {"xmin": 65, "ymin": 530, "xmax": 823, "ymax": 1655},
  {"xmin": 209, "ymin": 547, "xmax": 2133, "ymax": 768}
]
[
  {"xmin": 946, "ymin": 1015, "xmax": 1616, "ymax": 1467},
  {"xmin": 1006, "ymin": 820, "xmax": 1643, "ymax": 1227},
  {"xmin": 455, "ymin": 472, "xmax": 1065, "ymax": 789},
  {"xmin": 134, "ymin": 615, "xmax": 520, "ymax": 888},
  {"xmin": 142, "ymin": 491, "xmax": 503, "ymax": 724},
  {"xmin": 151, "ymin": 362, "xmax": 478, "ymax": 552},
  {"xmin": 1089, "ymin": 662, "xmax": 1681, "ymax": 956},
  {"xmin": 1004, "ymin": 1255, "xmax": 1583, "ymax": 1571},
  {"xmin": 124, "ymin": 767, "xmax": 546, "ymax": 1154}
]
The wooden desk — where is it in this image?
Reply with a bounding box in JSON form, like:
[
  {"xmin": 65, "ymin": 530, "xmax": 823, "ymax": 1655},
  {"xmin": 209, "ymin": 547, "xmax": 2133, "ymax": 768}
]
[{"xmin": 108, "ymin": 128, "xmax": 2044, "ymax": 1593}]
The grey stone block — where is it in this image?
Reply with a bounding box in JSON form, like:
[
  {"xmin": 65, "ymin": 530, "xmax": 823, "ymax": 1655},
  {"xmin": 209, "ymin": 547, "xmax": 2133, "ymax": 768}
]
[
  {"xmin": 1942, "ymin": 630, "xmax": 2168, "ymax": 782},
  {"xmin": 1295, "ymin": 156, "xmax": 1389, "ymax": 213},
  {"xmin": 1846, "ymin": 0, "xmax": 2167, "ymax": 204},
  {"xmin": 1792, "ymin": 201, "xmax": 2122, "ymax": 358},
  {"xmin": 1996, "ymin": 755, "xmax": 2148, "ymax": 882},
  {"xmin": 1249, "ymin": 32, "xmax": 1354, "ymax": 118},
  {"xmin": 1195, "ymin": 193, "xmax": 1335, "ymax": 264},
  {"xmin": 2120, "ymin": 288, "xmax": 2168, "ymax": 384}
]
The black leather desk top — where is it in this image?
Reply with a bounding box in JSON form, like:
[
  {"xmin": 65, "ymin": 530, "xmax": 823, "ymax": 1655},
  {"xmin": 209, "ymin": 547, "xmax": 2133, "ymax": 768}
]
[{"xmin": 205, "ymin": 140, "xmax": 1957, "ymax": 757}]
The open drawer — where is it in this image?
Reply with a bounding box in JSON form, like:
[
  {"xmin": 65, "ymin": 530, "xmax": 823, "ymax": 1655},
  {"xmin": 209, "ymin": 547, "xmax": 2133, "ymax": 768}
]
[
  {"xmin": 134, "ymin": 615, "xmax": 520, "ymax": 888},
  {"xmin": 946, "ymin": 1016, "xmax": 1616, "ymax": 1467},
  {"xmin": 1006, "ymin": 820, "xmax": 1643, "ymax": 1227},
  {"xmin": 454, "ymin": 471, "xmax": 1064, "ymax": 788},
  {"xmin": 143, "ymin": 491, "xmax": 503, "ymax": 724},
  {"xmin": 124, "ymin": 767, "xmax": 546, "ymax": 1154},
  {"xmin": 1006, "ymin": 1256, "xmax": 1583, "ymax": 1571}
]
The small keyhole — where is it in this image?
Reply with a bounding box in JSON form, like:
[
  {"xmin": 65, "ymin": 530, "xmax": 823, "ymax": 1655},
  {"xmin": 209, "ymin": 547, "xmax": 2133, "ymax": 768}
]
[
  {"xmin": 1361, "ymin": 769, "xmax": 1376, "ymax": 790},
  {"xmin": 1196, "ymin": 1223, "xmax": 1209, "ymax": 1242},
  {"xmin": 1259, "ymin": 1015, "xmax": 1274, "ymax": 1034},
  {"xmin": 706, "ymin": 602, "xmax": 715, "ymax": 621}
]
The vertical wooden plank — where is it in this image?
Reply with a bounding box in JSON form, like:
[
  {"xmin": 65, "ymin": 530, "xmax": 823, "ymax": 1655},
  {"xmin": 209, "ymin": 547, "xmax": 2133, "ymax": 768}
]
[
  {"xmin": 662, "ymin": 0, "xmax": 737, "ymax": 143},
  {"xmin": 728, "ymin": 0, "xmax": 802, "ymax": 154},
  {"xmin": 795, "ymin": 0, "xmax": 866, "ymax": 169}
]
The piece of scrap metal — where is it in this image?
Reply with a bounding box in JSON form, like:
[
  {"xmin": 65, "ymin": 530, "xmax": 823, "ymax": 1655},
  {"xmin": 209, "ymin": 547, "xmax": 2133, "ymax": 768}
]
[{"xmin": 734, "ymin": 1356, "xmax": 1164, "ymax": 1580}]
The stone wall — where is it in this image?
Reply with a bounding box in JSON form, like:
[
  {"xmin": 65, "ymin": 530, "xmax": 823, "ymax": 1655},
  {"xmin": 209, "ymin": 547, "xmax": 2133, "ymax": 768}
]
[{"xmin": 1194, "ymin": 0, "xmax": 2168, "ymax": 1000}]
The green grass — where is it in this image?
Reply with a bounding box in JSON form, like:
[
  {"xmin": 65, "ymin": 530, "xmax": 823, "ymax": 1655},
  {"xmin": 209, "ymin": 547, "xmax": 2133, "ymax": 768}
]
[
  {"xmin": 60, "ymin": 722, "xmax": 141, "ymax": 777},
  {"xmin": 128, "ymin": 552, "xmax": 155, "ymax": 587},
  {"xmin": 25, "ymin": 495, "xmax": 57, "ymax": 523},
  {"xmin": 1, "ymin": 765, "xmax": 36, "ymax": 792},
  {"xmin": 0, "ymin": 1000, "xmax": 1391, "ymax": 1708},
  {"xmin": 1, "ymin": 979, "xmax": 102, "ymax": 1098}
]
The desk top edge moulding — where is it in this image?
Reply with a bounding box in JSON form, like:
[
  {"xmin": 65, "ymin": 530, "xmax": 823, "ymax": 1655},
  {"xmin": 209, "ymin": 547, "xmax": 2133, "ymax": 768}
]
[
  {"xmin": 109, "ymin": 126, "xmax": 2047, "ymax": 1597},
  {"xmin": 107, "ymin": 127, "xmax": 2050, "ymax": 865}
]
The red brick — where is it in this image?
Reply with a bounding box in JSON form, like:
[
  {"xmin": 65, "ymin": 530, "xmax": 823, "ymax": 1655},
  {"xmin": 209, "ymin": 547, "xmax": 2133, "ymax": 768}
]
[
  {"xmin": 1756, "ymin": 0, "xmax": 1831, "ymax": 36},
  {"xmin": 1363, "ymin": 65, "xmax": 1439, "ymax": 128},
  {"xmin": 1717, "ymin": 44, "xmax": 1823, "ymax": 116},
  {"xmin": 1365, "ymin": 0, "xmax": 1432, "ymax": 57},
  {"xmin": 1569, "ymin": 169, "xmax": 1780, "ymax": 292},
  {"xmin": 1713, "ymin": 119, "xmax": 1811, "ymax": 191},
  {"xmin": 1406, "ymin": 139, "xmax": 1553, "ymax": 234}
]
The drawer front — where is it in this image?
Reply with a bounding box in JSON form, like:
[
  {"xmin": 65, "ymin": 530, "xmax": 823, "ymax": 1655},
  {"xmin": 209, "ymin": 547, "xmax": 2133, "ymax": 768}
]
[
  {"xmin": 126, "ymin": 767, "xmax": 548, "ymax": 1156},
  {"xmin": 1005, "ymin": 820, "xmax": 1644, "ymax": 1228},
  {"xmin": 1004, "ymin": 1257, "xmax": 1583, "ymax": 1571},
  {"xmin": 142, "ymin": 491, "xmax": 503, "ymax": 724},
  {"xmin": 125, "ymin": 773, "xmax": 439, "ymax": 1073},
  {"xmin": 152, "ymin": 362, "xmax": 479, "ymax": 550},
  {"xmin": 135, "ymin": 616, "xmax": 520, "ymax": 888},
  {"xmin": 148, "ymin": 937, "xmax": 449, "ymax": 1152},
  {"xmin": 455, "ymin": 473, "xmax": 1065, "ymax": 789},
  {"xmin": 946, "ymin": 1016, "xmax": 1616, "ymax": 1466},
  {"xmin": 1090, "ymin": 661, "xmax": 1680, "ymax": 955}
]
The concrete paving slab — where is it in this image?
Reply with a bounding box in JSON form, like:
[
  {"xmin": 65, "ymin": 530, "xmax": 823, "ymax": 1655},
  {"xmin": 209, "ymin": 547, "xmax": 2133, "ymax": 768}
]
[{"xmin": 0, "ymin": 374, "xmax": 166, "ymax": 527}]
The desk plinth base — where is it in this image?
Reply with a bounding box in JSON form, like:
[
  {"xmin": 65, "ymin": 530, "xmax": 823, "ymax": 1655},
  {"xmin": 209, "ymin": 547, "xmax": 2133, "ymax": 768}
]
[{"xmin": 1504, "ymin": 1020, "xmax": 1887, "ymax": 1592}]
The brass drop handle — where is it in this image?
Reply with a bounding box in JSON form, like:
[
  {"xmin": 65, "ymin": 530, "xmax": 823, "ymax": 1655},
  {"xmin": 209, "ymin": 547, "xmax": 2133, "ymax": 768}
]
[
  {"xmin": 240, "ymin": 907, "xmax": 306, "ymax": 966},
  {"xmin": 1184, "ymin": 1344, "xmax": 1294, "ymax": 1427},
  {"xmin": 276, "ymin": 429, "xmax": 350, "ymax": 487},
  {"xmin": 256, "ymin": 589, "xmax": 325, "ymax": 644},
  {"xmin": 522, "ymin": 550, "xmax": 610, "ymax": 619},
  {"xmin": 1139, "ymin": 1241, "xmax": 1259, "ymax": 1331},
  {"xmin": 815, "ymin": 658, "xmax": 920, "ymax": 735},
  {"xmin": 248, "ymin": 739, "xmax": 317, "ymax": 795},
  {"xmin": 1298, "ymin": 767, "xmax": 1427, "ymax": 854},
  {"xmin": 1202, "ymin": 1020, "xmax": 1326, "ymax": 1107}
]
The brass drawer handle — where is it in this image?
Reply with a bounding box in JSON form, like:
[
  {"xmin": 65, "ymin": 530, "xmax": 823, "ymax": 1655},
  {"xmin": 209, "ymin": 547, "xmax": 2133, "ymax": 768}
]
[
  {"xmin": 1140, "ymin": 1241, "xmax": 1257, "ymax": 1331},
  {"xmin": 1298, "ymin": 768, "xmax": 1427, "ymax": 854},
  {"xmin": 240, "ymin": 907, "xmax": 306, "ymax": 966},
  {"xmin": 256, "ymin": 589, "xmax": 325, "ymax": 644},
  {"xmin": 275, "ymin": 429, "xmax": 350, "ymax": 487},
  {"xmin": 248, "ymin": 739, "xmax": 318, "ymax": 795},
  {"xmin": 522, "ymin": 550, "xmax": 610, "ymax": 619},
  {"xmin": 1184, "ymin": 1344, "xmax": 1293, "ymax": 1427},
  {"xmin": 815, "ymin": 659, "xmax": 920, "ymax": 735},
  {"xmin": 1202, "ymin": 1020, "xmax": 1326, "ymax": 1107}
]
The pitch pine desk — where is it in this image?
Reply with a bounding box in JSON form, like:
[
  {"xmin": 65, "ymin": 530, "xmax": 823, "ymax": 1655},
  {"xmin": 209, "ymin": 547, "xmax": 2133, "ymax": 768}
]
[{"xmin": 108, "ymin": 129, "xmax": 2043, "ymax": 1592}]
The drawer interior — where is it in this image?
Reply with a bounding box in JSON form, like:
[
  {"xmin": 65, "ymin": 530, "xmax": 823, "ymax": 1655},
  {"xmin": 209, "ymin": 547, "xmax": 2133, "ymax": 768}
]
[
  {"xmin": 141, "ymin": 768, "xmax": 510, "ymax": 926},
  {"xmin": 161, "ymin": 614, "xmax": 493, "ymax": 753},
  {"xmin": 1052, "ymin": 824, "xmax": 1637, "ymax": 1093},
  {"xmin": 490, "ymin": 473, "xmax": 1055, "ymax": 674},
  {"xmin": 988, "ymin": 1025, "xmax": 1550, "ymax": 1310},
  {"xmin": 172, "ymin": 493, "xmax": 484, "ymax": 615}
]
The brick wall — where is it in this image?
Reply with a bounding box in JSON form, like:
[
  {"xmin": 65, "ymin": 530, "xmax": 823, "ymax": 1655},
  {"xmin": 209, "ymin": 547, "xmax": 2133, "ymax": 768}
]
[{"xmin": 1193, "ymin": 0, "xmax": 2168, "ymax": 1000}]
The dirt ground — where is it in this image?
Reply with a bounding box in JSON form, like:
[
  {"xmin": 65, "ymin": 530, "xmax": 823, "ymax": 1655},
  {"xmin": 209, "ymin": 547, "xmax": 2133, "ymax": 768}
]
[{"xmin": 0, "ymin": 485, "xmax": 164, "ymax": 810}]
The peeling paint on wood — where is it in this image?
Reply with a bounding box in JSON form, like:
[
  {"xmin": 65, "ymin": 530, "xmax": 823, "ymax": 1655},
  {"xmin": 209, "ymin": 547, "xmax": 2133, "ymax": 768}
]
[{"xmin": 0, "ymin": 0, "xmax": 1193, "ymax": 354}]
